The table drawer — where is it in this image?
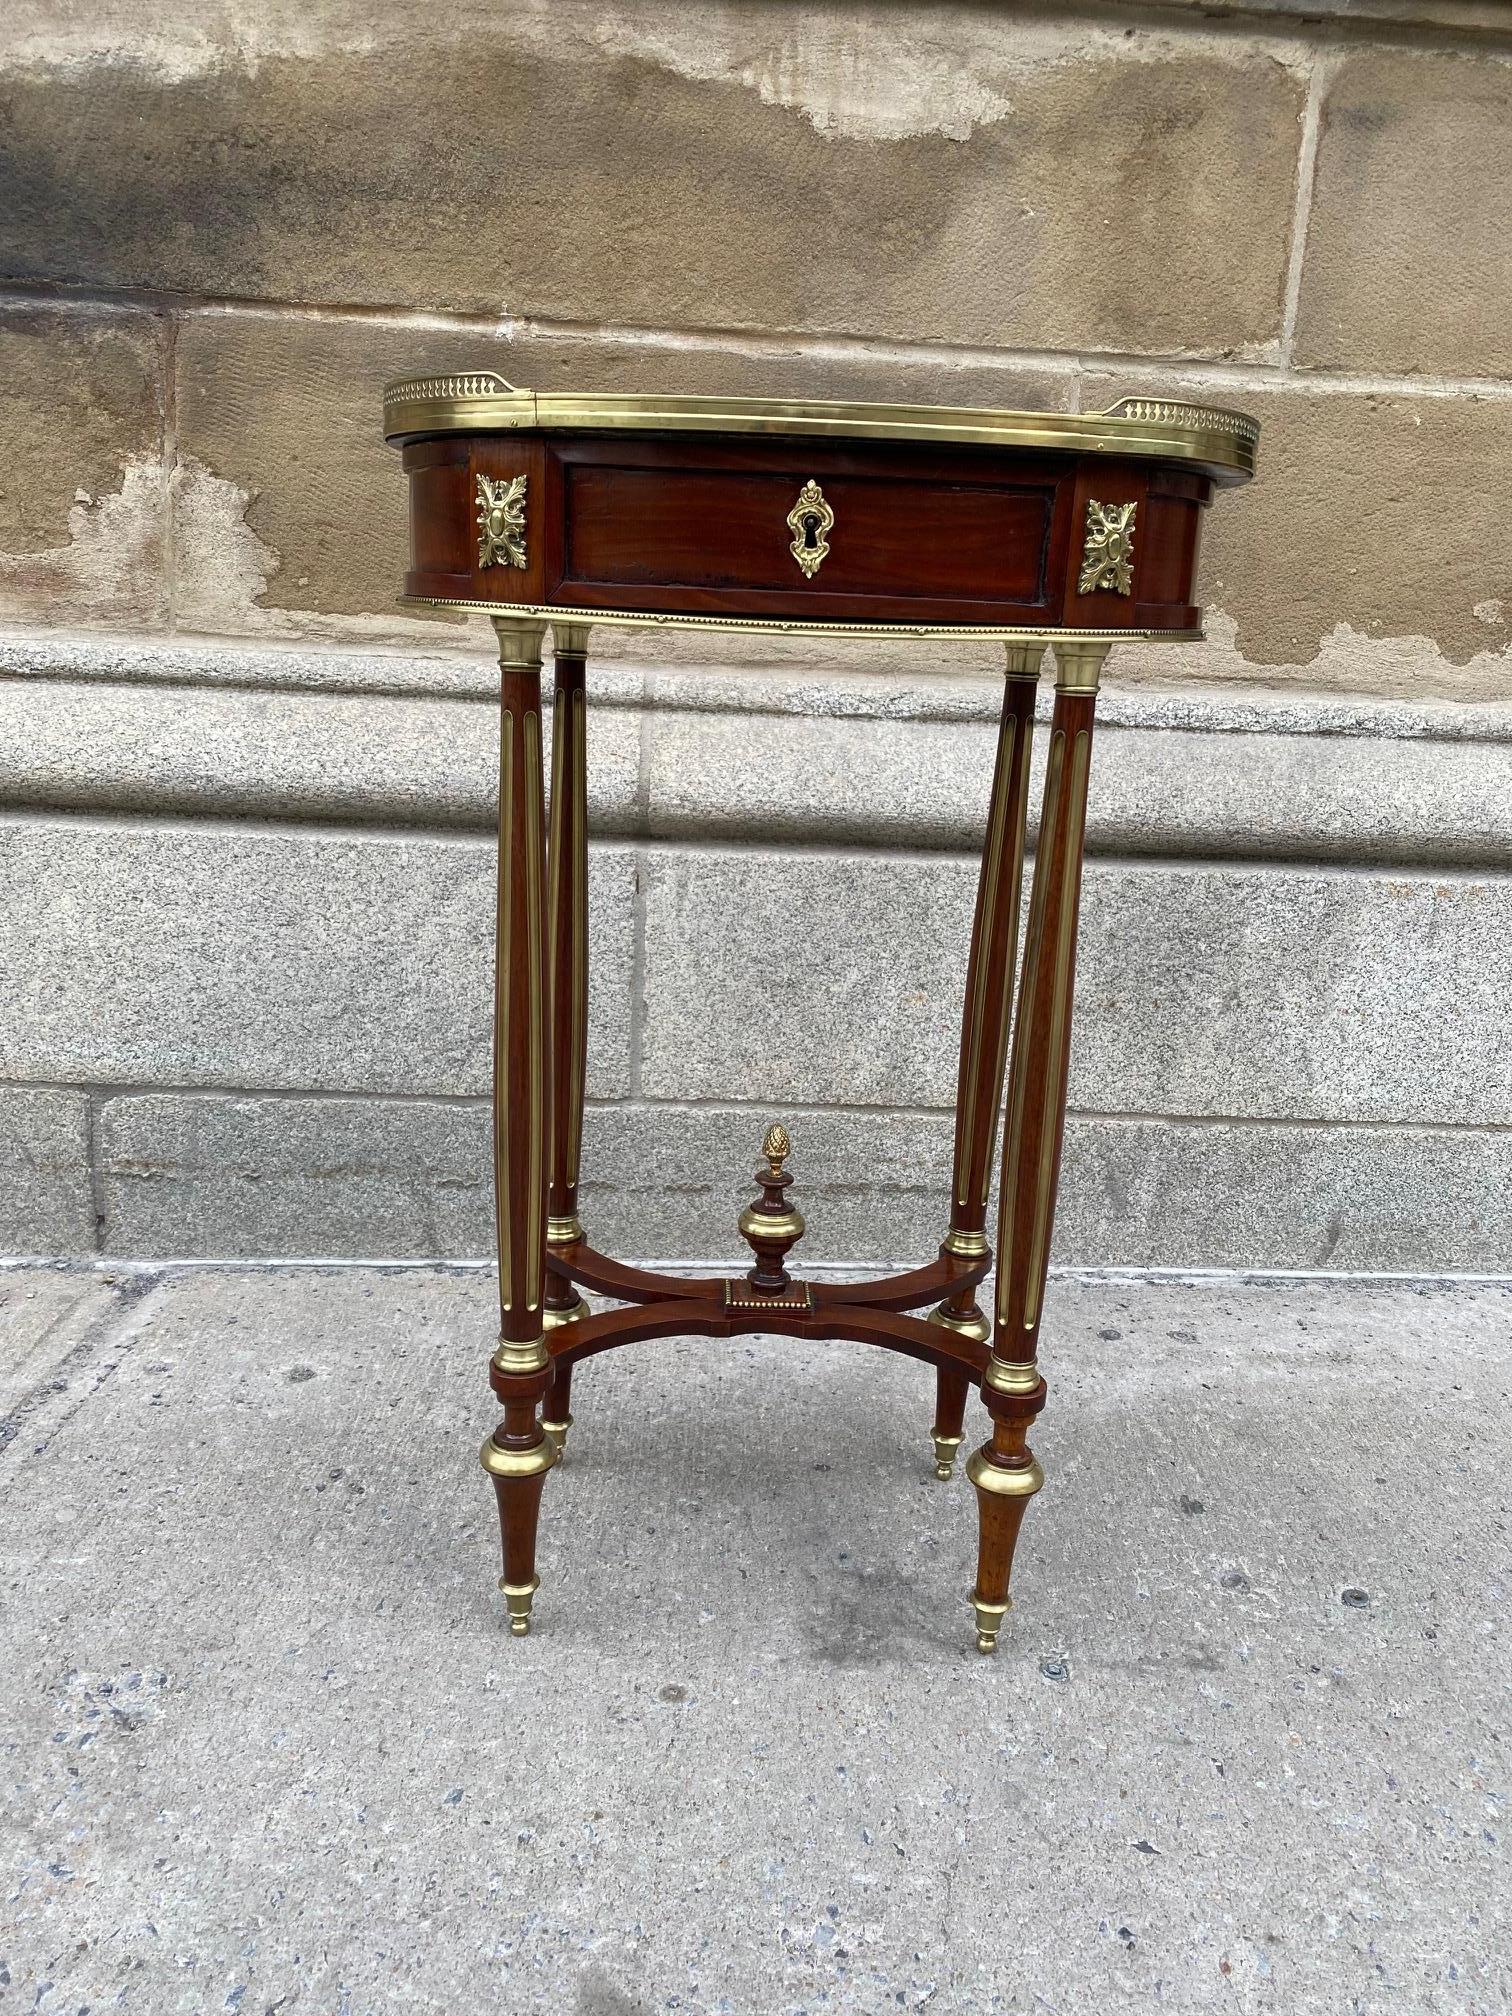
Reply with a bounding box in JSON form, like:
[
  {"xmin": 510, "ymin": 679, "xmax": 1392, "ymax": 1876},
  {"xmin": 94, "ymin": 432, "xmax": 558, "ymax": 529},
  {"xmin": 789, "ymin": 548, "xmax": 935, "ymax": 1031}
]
[{"xmin": 562, "ymin": 462, "xmax": 1053, "ymax": 602}]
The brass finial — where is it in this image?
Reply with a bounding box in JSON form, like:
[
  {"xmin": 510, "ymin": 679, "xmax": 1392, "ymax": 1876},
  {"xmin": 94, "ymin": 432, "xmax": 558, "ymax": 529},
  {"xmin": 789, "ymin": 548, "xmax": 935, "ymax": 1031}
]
[{"xmin": 762, "ymin": 1122, "xmax": 791, "ymax": 1175}]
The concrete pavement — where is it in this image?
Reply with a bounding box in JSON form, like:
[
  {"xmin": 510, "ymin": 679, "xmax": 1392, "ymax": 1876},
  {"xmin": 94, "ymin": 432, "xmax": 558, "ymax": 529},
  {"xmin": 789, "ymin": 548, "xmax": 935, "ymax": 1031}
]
[{"xmin": 2, "ymin": 1261, "xmax": 1508, "ymax": 2014}]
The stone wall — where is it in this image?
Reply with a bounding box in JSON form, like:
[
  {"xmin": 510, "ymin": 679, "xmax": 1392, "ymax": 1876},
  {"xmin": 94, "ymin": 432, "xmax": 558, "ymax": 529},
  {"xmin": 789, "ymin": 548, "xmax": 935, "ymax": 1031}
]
[{"xmin": 2, "ymin": 0, "xmax": 1509, "ymax": 1269}]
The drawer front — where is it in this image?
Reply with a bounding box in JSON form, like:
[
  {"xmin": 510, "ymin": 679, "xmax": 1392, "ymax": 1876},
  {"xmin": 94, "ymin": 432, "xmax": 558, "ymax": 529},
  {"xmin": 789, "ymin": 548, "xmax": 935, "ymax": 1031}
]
[{"xmin": 549, "ymin": 440, "xmax": 1067, "ymax": 623}]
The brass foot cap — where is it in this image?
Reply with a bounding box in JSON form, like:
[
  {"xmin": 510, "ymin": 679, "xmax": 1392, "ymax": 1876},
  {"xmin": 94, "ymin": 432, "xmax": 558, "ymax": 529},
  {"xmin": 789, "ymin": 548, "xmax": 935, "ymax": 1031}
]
[
  {"xmin": 501, "ymin": 1574, "xmax": 540, "ymax": 1636},
  {"xmin": 542, "ymin": 1412, "xmax": 575, "ymax": 1455},
  {"xmin": 930, "ymin": 1430, "xmax": 965, "ymax": 1481},
  {"xmin": 972, "ymin": 1595, "xmax": 1011, "ymax": 1655}
]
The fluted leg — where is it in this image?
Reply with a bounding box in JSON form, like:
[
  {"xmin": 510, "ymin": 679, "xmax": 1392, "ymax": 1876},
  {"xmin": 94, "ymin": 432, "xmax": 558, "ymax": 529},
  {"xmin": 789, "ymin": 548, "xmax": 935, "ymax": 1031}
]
[
  {"xmin": 541, "ymin": 621, "xmax": 593, "ymax": 1455},
  {"xmin": 483, "ymin": 614, "xmax": 558, "ymax": 1633},
  {"xmin": 968, "ymin": 639, "xmax": 1107, "ymax": 1651},
  {"xmin": 928, "ymin": 645, "xmax": 1042, "ymax": 1470}
]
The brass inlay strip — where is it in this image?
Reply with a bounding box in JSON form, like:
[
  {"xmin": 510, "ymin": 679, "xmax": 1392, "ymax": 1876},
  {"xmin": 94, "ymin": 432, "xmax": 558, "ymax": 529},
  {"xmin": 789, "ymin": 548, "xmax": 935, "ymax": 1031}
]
[
  {"xmin": 495, "ymin": 708, "xmax": 513, "ymax": 1314},
  {"xmin": 568, "ymin": 685, "xmax": 587, "ymax": 1194},
  {"xmin": 1021, "ymin": 727, "xmax": 1092, "ymax": 1335},
  {"xmin": 953, "ymin": 712, "xmax": 1014, "ymax": 1212},
  {"xmin": 524, "ymin": 706, "xmax": 545, "ymax": 1318},
  {"xmin": 980, "ymin": 701, "xmax": 1036, "ymax": 1217},
  {"xmin": 994, "ymin": 729, "xmax": 1065, "ymax": 1333},
  {"xmin": 546, "ymin": 682, "xmax": 566, "ymax": 1198}
]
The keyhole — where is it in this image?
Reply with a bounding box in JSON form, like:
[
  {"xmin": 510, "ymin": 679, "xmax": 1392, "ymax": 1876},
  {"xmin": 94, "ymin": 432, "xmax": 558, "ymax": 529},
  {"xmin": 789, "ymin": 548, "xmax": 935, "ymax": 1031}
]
[{"xmin": 801, "ymin": 513, "xmax": 820, "ymax": 549}]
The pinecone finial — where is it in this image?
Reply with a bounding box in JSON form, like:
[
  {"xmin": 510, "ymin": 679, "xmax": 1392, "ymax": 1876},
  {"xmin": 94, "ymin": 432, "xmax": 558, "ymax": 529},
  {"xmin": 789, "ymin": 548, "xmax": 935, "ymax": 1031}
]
[{"xmin": 762, "ymin": 1122, "xmax": 791, "ymax": 1175}]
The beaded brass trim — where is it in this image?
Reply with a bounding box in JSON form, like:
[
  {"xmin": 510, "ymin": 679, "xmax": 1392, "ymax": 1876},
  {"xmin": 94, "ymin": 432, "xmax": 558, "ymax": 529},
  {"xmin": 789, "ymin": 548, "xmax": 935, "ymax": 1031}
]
[
  {"xmin": 723, "ymin": 1280, "xmax": 815, "ymax": 1314},
  {"xmin": 401, "ymin": 598, "xmax": 1185, "ymax": 643}
]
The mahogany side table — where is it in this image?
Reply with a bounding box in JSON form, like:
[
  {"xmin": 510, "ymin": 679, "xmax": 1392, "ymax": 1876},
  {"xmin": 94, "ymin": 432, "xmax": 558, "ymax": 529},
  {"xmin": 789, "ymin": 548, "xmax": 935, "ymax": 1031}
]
[{"xmin": 383, "ymin": 378, "xmax": 1258, "ymax": 1651}]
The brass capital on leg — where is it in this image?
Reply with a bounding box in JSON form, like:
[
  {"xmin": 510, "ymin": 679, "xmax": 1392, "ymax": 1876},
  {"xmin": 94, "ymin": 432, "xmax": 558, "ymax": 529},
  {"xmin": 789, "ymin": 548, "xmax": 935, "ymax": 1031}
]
[
  {"xmin": 490, "ymin": 612, "xmax": 548, "ymax": 669},
  {"xmin": 1052, "ymin": 638, "xmax": 1109, "ymax": 696}
]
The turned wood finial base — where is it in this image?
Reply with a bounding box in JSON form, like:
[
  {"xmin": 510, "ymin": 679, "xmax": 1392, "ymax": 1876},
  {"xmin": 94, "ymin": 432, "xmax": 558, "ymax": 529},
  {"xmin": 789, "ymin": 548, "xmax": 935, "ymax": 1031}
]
[{"xmin": 737, "ymin": 1122, "xmax": 806, "ymax": 1293}]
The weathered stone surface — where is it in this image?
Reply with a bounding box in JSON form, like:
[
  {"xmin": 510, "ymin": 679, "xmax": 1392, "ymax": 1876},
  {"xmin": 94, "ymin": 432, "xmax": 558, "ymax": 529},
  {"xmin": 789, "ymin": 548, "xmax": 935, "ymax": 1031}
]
[
  {"xmin": 10, "ymin": 645, "xmax": 1512, "ymax": 866},
  {"xmin": 1146, "ymin": 0, "xmax": 1512, "ymax": 23},
  {"xmin": 641, "ymin": 846, "xmax": 1512, "ymax": 1126},
  {"xmin": 0, "ymin": 820, "xmax": 635, "ymax": 1097},
  {"xmin": 0, "ymin": 676, "xmax": 641, "ymax": 832},
  {"xmin": 98, "ymin": 1093, "xmax": 494, "ymax": 1261},
  {"xmin": 644, "ymin": 680, "xmax": 1512, "ymax": 865},
  {"xmin": 88, "ymin": 1090, "xmax": 1512, "ymax": 1273},
  {"xmin": 1062, "ymin": 1115, "xmax": 1512, "ymax": 1274},
  {"xmin": 1296, "ymin": 49, "xmax": 1512, "ymax": 376},
  {"xmin": 1087, "ymin": 371, "xmax": 1512, "ymax": 687},
  {"xmin": 13, "ymin": 636, "xmax": 1512, "ymax": 862},
  {"xmin": 0, "ymin": 304, "xmax": 165, "ymax": 629},
  {"xmin": 0, "ymin": 629, "xmax": 503, "ymax": 698},
  {"xmin": 0, "ymin": 1089, "xmax": 95, "ymax": 1254},
  {"xmin": 172, "ymin": 309, "xmax": 1069, "ymax": 629},
  {"xmin": 6, "ymin": 9, "xmax": 1302, "ymax": 354},
  {"xmin": 95, "ymin": 1095, "xmax": 960, "ymax": 1263}
]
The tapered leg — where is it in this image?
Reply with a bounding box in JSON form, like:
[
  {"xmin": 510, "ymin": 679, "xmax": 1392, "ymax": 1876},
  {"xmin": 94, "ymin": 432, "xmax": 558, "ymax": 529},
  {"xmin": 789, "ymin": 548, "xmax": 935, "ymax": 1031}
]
[
  {"xmin": 482, "ymin": 614, "xmax": 558, "ymax": 1633},
  {"xmin": 542, "ymin": 1359, "xmax": 574, "ymax": 1456},
  {"xmin": 968, "ymin": 639, "xmax": 1107, "ymax": 1650},
  {"xmin": 930, "ymin": 1366, "xmax": 970, "ymax": 1480},
  {"xmin": 541, "ymin": 621, "xmax": 593, "ymax": 1453},
  {"xmin": 928, "ymin": 644, "xmax": 1043, "ymax": 1472}
]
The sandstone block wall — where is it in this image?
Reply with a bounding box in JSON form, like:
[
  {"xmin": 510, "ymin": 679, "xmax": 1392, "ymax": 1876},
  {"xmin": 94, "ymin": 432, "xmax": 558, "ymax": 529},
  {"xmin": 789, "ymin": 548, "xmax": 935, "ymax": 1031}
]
[{"xmin": 1, "ymin": 1, "xmax": 1509, "ymax": 1270}]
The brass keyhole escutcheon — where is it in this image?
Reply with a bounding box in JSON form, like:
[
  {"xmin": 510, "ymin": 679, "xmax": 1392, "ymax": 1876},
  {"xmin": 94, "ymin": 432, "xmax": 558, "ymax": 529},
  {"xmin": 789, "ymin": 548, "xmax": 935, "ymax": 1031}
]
[{"xmin": 786, "ymin": 479, "xmax": 834, "ymax": 579}]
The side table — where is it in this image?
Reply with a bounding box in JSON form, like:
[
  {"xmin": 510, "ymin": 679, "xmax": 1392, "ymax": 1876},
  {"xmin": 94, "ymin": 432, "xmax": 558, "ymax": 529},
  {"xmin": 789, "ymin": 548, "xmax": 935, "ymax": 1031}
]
[{"xmin": 383, "ymin": 379, "xmax": 1258, "ymax": 1651}]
